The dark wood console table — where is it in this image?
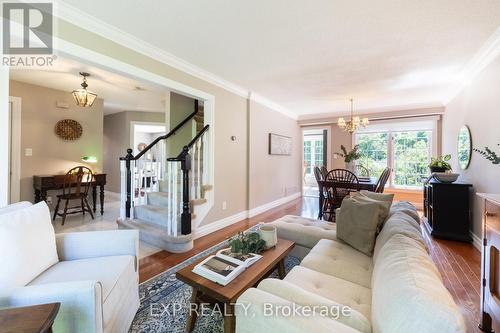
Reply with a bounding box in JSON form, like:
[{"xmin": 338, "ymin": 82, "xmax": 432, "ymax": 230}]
[
  {"xmin": 33, "ymin": 173, "xmax": 107, "ymax": 215},
  {"xmin": 0, "ymin": 302, "xmax": 60, "ymax": 333},
  {"xmin": 423, "ymin": 179, "xmax": 472, "ymax": 242}
]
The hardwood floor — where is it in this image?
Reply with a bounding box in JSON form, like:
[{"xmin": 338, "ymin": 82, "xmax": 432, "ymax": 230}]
[{"xmin": 139, "ymin": 196, "xmax": 481, "ymax": 332}]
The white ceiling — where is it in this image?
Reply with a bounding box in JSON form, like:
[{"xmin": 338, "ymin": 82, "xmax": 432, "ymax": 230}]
[
  {"xmin": 60, "ymin": 1, "xmax": 500, "ymax": 117},
  {"xmin": 10, "ymin": 57, "xmax": 167, "ymax": 114}
]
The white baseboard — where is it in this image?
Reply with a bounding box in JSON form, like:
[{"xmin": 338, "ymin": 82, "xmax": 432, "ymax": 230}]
[
  {"xmin": 193, "ymin": 192, "xmax": 302, "ymax": 239},
  {"xmin": 194, "ymin": 211, "xmax": 248, "ymax": 239},
  {"xmin": 248, "ymin": 192, "xmax": 302, "ymax": 218},
  {"xmin": 471, "ymin": 231, "xmax": 482, "ymax": 251}
]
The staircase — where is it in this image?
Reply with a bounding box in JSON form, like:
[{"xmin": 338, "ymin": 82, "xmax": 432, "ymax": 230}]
[{"xmin": 117, "ymin": 100, "xmax": 211, "ymax": 253}]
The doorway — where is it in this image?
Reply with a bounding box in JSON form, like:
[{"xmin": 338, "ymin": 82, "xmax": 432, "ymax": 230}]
[{"xmin": 302, "ymin": 128, "xmax": 329, "ymax": 197}]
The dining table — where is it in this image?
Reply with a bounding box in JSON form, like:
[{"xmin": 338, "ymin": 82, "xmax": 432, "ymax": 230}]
[{"xmin": 316, "ymin": 176, "xmax": 378, "ymax": 220}]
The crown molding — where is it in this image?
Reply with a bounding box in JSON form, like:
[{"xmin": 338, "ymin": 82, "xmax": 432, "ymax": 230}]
[
  {"xmin": 444, "ymin": 26, "xmax": 500, "ymax": 105},
  {"xmin": 250, "ymin": 93, "xmax": 298, "ymax": 119},
  {"xmin": 56, "ymin": 2, "xmax": 298, "ymax": 120},
  {"xmin": 297, "ymin": 101, "xmax": 444, "ymax": 122}
]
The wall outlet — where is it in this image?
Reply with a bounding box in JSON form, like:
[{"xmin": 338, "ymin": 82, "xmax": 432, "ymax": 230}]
[
  {"xmin": 25, "ymin": 148, "xmax": 32, "ymax": 156},
  {"xmin": 222, "ymin": 201, "xmax": 227, "ymax": 210}
]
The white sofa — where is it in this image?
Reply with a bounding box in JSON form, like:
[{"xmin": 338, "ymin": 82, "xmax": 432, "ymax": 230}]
[
  {"xmin": 0, "ymin": 201, "xmax": 140, "ymax": 333},
  {"xmin": 236, "ymin": 202, "xmax": 466, "ymax": 333}
]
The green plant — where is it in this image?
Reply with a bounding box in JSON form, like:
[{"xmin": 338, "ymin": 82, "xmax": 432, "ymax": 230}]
[
  {"xmin": 429, "ymin": 154, "xmax": 452, "ymax": 171},
  {"xmin": 228, "ymin": 232, "xmax": 266, "ymax": 255},
  {"xmin": 474, "ymin": 144, "xmax": 500, "ymax": 165},
  {"xmin": 337, "ymin": 145, "xmax": 362, "ymax": 163}
]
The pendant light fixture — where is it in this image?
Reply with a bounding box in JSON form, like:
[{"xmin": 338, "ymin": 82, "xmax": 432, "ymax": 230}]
[
  {"xmin": 337, "ymin": 98, "xmax": 369, "ymax": 134},
  {"xmin": 72, "ymin": 72, "xmax": 97, "ymax": 107}
]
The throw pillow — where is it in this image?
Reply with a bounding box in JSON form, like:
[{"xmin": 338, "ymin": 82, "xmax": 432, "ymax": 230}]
[
  {"xmin": 359, "ymin": 190, "xmax": 394, "ymax": 203},
  {"xmin": 351, "ymin": 194, "xmax": 392, "ymax": 228},
  {"xmin": 0, "ymin": 202, "xmax": 58, "ymax": 296},
  {"xmin": 337, "ymin": 198, "xmax": 381, "ymax": 256}
]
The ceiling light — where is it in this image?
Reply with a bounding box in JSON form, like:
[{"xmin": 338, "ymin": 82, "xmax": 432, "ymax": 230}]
[
  {"xmin": 337, "ymin": 98, "xmax": 369, "ymax": 134},
  {"xmin": 72, "ymin": 72, "xmax": 97, "ymax": 107}
]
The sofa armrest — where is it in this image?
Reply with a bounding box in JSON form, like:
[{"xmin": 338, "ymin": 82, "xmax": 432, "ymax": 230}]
[
  {"xmin": 0, "ymin": 280, "xmax": 103, "ymax": 333},
  {"xmin": 235, "ymin": 288, "xmax": 362, "ymax": 333},
  {"xmin": 56, "ymin": 230, "xmax": 139, "ymax": 270}
]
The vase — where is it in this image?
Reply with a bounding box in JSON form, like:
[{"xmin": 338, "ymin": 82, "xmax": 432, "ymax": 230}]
[
  {"xmin": 346, "ymin": 161, "xmax": 356, "ymax": 173},
  {"xmin": 258, "ymin": 225, "xmax": 278, "ymax": 249}
]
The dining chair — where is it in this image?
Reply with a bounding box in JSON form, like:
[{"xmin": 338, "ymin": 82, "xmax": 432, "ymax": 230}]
[
  {"xmin": 320, "ymin": 165, "xmax": 329, "ymax": 179},
  {"xmin": 356, "ymin": 164, "xmax": 371, "ymax": 177},
  {"xmin": 53, "ymin": 166, "xmax": 95, "ymax": 225},
  {"xmin": 313, "ymin": 166, "xmax": 327, "ymax": 219},
  {"xmin": 322, "ymin": 169, "xmax": 360, "ymax": 221},
  {"xmin": 375, "ymin": 167, "xmax": 391, "ymax": 193}
]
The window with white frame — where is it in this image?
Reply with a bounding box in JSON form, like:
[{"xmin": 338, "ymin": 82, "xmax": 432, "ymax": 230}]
[{"xmin": 354, "ymin": 117, "xmax": 438, "ymax": 189}]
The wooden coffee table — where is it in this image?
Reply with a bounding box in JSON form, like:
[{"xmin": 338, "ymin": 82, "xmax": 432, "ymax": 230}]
[
  {"xmin": 0, "ymin": 303, "xmax": 60, "ymax": 333},
  {"xmin": 176, "ymin": 238, "xmax": 294, "ymax": 333}
]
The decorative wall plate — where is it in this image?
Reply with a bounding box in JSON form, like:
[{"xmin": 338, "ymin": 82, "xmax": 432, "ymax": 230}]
[{"xmin": 55, "ymin": 119, "xmax": 83, "ymax": 141}]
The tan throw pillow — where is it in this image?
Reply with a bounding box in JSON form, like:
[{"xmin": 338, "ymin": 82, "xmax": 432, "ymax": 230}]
[
  {"xmin": 359, "ymin": 190, "xmax": 394, "ymax": 203},
  {"xmin": 351, "ymin": 194, "xmax": 392, "ymax": 228},
  {"xmin": 337, "ymin": 198, "xmax": 381, "ymax": 256}
]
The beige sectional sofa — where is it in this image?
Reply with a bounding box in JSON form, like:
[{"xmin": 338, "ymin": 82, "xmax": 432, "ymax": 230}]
[{"xmin": 235, "ymin": 202, "xmax": 466, "ymax": 333}]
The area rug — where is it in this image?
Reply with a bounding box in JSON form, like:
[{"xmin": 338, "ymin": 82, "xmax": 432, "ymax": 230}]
[{"xmin": 130, "ymin": 238, "xmax": 300, "ymax": 333}]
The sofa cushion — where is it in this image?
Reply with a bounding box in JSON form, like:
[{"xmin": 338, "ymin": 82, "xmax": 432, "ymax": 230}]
[
  {"xmin": 337, "ymin": 198, "xmax": 381, "ymax": 256},
  {"xmin": 371, "ymin": 234, "xmax": 466, "ymax": 333},
  {"xmin": 301, "ymin": 239, "xmax": 373, "ymax": 288},
  {"xmin": 285, "ymin": 266, "xmax": 372, "ymax": 323},
  {"xmin": 388, "ymin": 201, "xmax": 420, "ymax": 225},
  {"xmin": 0, "ymin": 202, "xmax": 58, "ymax": 296},
  {"xmin": 28, "ymin": 255, "xmax": 137, "ymax": 328},
  {"xmin": 269, "ymin": 215, "xmax": 337, "ymax": 249},
  {"xmin": 258, "ymin": 278, "xmax": 371, "ymax": 333},
  {"xmin": 373, "ymin": 212, "xmax": 426, "ymax": 263}
]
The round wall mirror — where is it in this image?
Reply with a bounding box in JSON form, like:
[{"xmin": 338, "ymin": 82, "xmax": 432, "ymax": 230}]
[{"xmin": 457, "ymin": 125, "xmax": 472, "ymax": 170}]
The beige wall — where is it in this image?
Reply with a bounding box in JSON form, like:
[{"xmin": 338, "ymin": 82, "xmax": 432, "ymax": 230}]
[
  {"xmin": 9, "ymin": 80, "xmax": 104, "ymax": 202},
  {"xmin": 168, "ymin": 92, "xmax": 196, "ymax": 157},
  {"xmin": 442, "ymin": 56, "xmax": 500, "ymax": 238},
  {"xmin": 103, "ymin": 111, "xmax": 165, "ymax": 193},
  {"xmin": 53, "ymin": 19, "xmax": 302, "ymax": 225},
  {"xmin": 248, "ymin": 101, "xmax": 302, "ymax": 210}
]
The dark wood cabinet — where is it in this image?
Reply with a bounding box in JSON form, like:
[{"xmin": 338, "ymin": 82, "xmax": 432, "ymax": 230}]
[{"xmin": 423, "ymin": 179, "xmax": 472, "ymax": 242}]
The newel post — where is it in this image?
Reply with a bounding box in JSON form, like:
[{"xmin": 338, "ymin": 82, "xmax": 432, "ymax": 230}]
[
  {"xmin": 180, "ymin": 146, "xmax": 192, "ymax": 235},
  {"xmin": 124, "ymin": 148, "xmax": 134, "ymax": 218}
]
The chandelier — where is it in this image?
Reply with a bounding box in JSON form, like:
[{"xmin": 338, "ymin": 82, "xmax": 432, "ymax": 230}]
[
  {"xmin": 72, "ymin": 72, "xmax": 97, "ymax": 107},
  {"xmin": 337, "ymin": 98, "xmax": 369, "ymax": 134}
]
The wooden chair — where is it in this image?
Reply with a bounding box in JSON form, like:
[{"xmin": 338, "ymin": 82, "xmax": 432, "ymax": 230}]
[
  {"xmin": 320, "ymin": 165, "xmax": 329, "ymax": 179},
  {"xmin": 375, "ymin": 167, "xmax": 391, "ymax": 193},
  {"xmin": 322, "ymin": 169, "xmax": 360, "ymax": 221},
  {"xmin": 313, "ymin": 166, "xmax": 328, "ymax": 219},
  {"xmin": 356, "ymin": 164, "xmax": 371, "ymax": 177},
  {"xmin": 53, "ymin": 166, "xmax": 95, "ymax": 225}
]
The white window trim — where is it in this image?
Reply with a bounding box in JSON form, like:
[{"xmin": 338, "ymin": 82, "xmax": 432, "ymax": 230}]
[{"xmin": 353, "ymin": 116, "xmax": 439, "ymax": 190}]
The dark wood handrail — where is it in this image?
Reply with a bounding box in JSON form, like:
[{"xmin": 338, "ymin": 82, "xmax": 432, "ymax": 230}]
[
  {"xmin": 129, "ymin": 102, "xmax": 199, "ymax": 161},
  {"xmin": 167, "ymin": 124, "xmax": 210, "ymax": 161}
]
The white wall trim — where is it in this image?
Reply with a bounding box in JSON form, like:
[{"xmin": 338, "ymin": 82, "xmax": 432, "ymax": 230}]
[
  {"xmin": 56, "ymin": 2, "xmax": 297, "ymax": 120},
  {"xmin": 0, "ymin": 68, "xmax": 9, "ymax": 207},
  {"xmin": 248, "ymin": 192, "xmax": 302, "ymax": 218},
  {"xmin": 471, "ymin": 231, "xmax": 482, "ymax": 252},
  {"xmin": 8, "ymin": 96, "xmax": 22, "ymax": 204},
  {"xmin": 194, "ymin": 211, "xmax": 249, "ymax": 239},
  {"xmin": 194, "ymin": 192, "xmax": 302, "ymax": 239},
  {"xmin": 444, "ymin": 27, "xmax": 500, "ymax": 105}
]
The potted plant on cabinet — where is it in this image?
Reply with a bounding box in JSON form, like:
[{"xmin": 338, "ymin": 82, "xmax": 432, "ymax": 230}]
[{"xmin": 429, "ymin": 154, "xmax": 452, "ymax": 173}]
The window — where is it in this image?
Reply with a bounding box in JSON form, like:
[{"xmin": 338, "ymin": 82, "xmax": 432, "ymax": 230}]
[
  {"xmin": 392, "ymin": 131, "xmax": 431, "ymax": 187},
  {"xmin": 303, "ymin": 141, "xmax": 312, "ymax": 174},
  {"xmin": 354, "ymin": 118, "xmax": 437, "ymax": 189}
]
